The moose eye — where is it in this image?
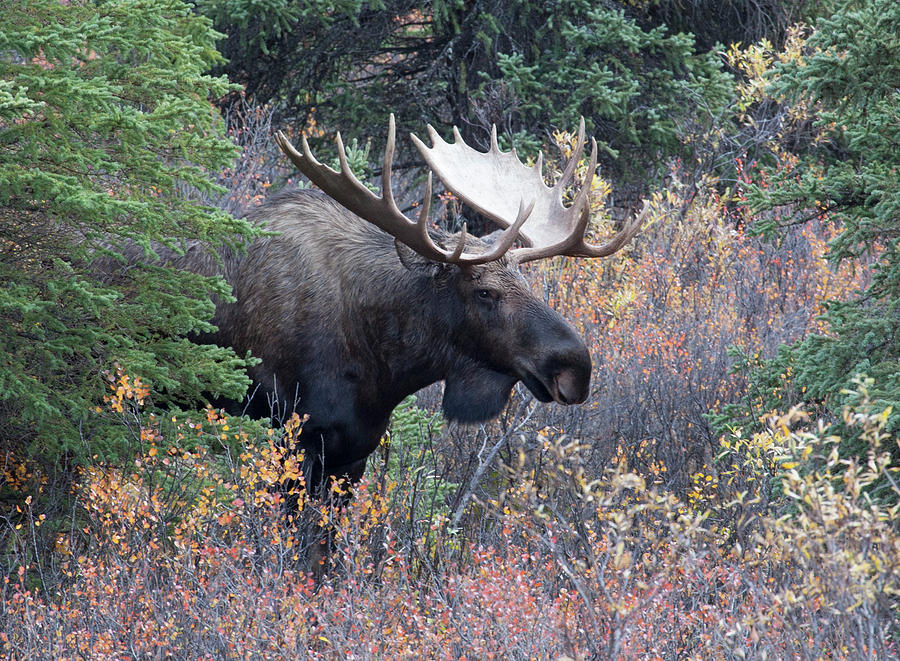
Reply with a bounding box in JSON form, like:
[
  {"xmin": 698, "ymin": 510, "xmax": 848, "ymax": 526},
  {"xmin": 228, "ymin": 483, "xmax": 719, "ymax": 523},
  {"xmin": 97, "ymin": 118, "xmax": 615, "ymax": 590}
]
[{"xmin": 475, "ymin": 288, "xmax": 495, "ymax": 302}]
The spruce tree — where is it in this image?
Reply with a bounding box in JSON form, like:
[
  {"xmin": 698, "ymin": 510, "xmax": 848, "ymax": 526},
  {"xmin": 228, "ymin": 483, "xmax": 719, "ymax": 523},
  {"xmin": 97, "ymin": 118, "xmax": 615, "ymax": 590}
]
[
  {"xmin": 0, "ymin": 0, "xmax": 256, "ymax": 471},
  {"xmin": 199, "ymin": 0, "xmax": 733, "ymax": 188},
  {"xmin": 727, "ymin": 0, "xmax": 899, "ymax": 466}
]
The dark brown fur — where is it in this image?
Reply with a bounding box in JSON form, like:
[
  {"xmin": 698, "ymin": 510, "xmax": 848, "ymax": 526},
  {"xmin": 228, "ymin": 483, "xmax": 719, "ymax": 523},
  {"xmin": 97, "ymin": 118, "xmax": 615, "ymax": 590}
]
[{"xmin": 176, "ymin": 189, "xmax": 592, "ymax": 491}]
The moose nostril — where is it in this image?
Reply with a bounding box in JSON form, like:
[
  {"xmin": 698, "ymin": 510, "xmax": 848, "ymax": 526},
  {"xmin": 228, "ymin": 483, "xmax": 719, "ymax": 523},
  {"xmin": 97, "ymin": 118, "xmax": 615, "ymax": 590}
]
[{"xmin": 554, "ymin": 369, "xmax": 588, "ymax": 404}]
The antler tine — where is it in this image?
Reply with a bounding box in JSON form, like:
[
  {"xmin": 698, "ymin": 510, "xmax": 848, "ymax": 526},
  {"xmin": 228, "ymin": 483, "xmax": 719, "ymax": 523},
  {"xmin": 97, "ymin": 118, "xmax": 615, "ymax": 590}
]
[
  {"xmin": 577, "ymin": 199, "xmax": 647, "ymax": 256},
  {"xmin": 334, "ymin": 132, "xmax": 358, "ymax": 187},
  {"xmin": 449, "ymin": 223, "xmax": 468, "ymax": 262},
  {"xmin": 554, "ymin": 117, "xmax": 587, "ymax": 198},
  {"xmin": 414, "ymin": 171, "xmax": 437, "ymax": 250},
  {"xmin": 381, "ymin": 114, "xmax": 397, "ymax": 206},
  {"xmin": 568, "ymin": 135, "xmax": 598, "ymax": 230},
  {"xmin": 485, "ymin": 199, "xmax": 534, "ymax": 260}
]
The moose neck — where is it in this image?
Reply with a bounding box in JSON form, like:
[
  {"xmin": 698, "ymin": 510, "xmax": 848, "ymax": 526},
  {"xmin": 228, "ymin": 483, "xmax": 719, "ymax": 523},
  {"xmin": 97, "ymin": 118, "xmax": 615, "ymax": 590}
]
[{"xmin": 343, "ymin": 246, "xmax": 459, "ymax": 407}]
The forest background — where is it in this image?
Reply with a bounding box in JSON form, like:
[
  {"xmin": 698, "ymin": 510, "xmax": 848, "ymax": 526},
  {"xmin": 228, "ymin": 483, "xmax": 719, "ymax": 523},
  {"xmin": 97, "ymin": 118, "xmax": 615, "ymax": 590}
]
[{"xmin": 1, "ymin": 0, "xmax": 898, "ymax": 658}]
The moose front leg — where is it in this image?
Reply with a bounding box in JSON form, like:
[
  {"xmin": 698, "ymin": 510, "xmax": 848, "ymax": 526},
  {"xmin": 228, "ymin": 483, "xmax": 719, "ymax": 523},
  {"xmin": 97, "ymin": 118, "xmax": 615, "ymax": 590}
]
[{"xmin": 294, "ymin": 425, "xmax": 374, "ymax": 580}]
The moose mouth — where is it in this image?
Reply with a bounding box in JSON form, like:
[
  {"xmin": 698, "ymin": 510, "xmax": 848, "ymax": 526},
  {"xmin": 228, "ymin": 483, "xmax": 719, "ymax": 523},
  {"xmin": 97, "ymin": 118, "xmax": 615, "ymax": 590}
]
[{"xmin": 520, "ymin": 369, "xmax": 586, "ymax": 406}]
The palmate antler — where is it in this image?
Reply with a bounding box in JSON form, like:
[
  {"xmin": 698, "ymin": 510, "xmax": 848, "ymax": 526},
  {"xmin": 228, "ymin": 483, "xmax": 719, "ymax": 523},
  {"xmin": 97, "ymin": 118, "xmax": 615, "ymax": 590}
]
[{"xmin": 274, "ymin": 115, "xmax": 644, "ymax": 266}]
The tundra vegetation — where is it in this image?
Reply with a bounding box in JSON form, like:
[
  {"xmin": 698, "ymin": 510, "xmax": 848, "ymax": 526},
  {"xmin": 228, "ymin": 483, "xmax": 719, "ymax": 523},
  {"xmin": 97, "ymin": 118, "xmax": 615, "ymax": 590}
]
[{"xmin": 1, "ymin": 0, "xmax": 899, "ymax": 658}]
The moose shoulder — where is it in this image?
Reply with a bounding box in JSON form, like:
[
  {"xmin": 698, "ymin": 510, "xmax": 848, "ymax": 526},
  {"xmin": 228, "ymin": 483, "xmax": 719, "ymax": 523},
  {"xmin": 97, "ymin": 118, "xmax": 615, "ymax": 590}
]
[{"xmin": 206, "ymin": 117, "xmax": 645, "ymax": 492}]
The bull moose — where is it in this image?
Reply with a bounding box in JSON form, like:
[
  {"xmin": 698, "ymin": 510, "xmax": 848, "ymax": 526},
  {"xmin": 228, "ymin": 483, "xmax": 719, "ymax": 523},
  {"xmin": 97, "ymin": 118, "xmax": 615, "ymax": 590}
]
[{"xmin": 200, "ymin": 116, "xmax": 644, "ymax": 493}]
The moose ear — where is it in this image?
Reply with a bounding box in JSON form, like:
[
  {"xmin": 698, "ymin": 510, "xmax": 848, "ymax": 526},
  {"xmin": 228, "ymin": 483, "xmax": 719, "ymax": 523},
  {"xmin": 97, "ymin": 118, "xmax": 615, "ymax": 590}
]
[
  {"xmin": 395, "ymin": 238, "xmax": 442, "ymax": 275},
  {"xmin": 480, "ymin": 229, "xmax": 506, "ymax": 245}
]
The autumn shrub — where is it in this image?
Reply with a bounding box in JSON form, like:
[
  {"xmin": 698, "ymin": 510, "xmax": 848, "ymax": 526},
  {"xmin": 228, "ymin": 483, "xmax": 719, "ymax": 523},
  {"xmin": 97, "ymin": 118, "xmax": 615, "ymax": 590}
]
[
  {"xmin": 716, "ymin": 380, "xmax": 900, "ymax": 657},
  {"xmin": 376, "ymin": 395, "xmax": 455, "ymax": 541},
  {"xmin": 492, "ymin": 383, "xmax": 899, "ymax": 659},
  {"xmin": 4, "ymin": 374, "xmax": 896, "ymax": 660}
]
